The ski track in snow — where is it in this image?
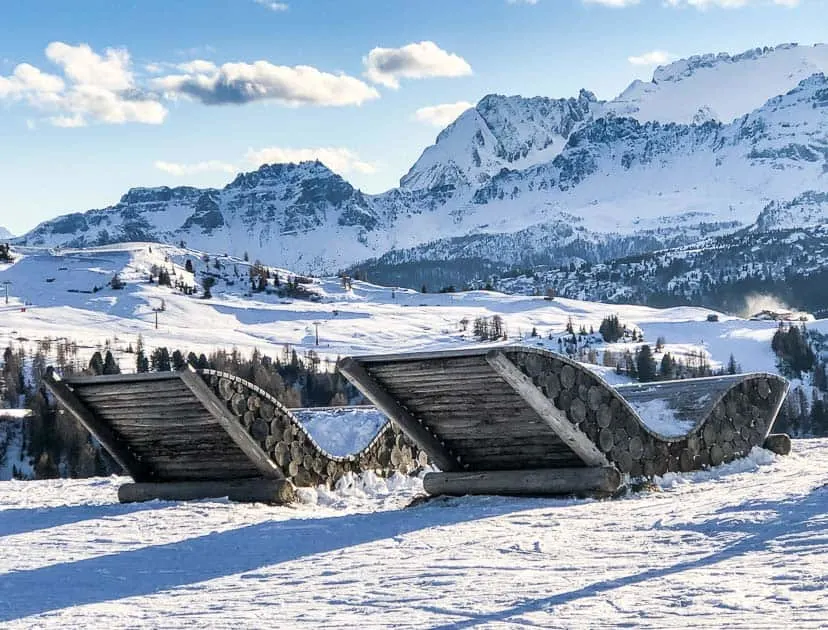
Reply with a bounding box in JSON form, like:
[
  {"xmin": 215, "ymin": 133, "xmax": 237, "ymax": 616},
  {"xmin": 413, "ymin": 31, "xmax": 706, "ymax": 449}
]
[{"xmin": 0, "ymin": 440, "xmax": 826, "ymax": 628}]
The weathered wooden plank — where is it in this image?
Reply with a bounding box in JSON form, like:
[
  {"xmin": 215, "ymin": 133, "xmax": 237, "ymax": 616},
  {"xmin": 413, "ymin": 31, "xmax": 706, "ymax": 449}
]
[
  {"xmin": 353, "ymin": 347, "xmax": 492, "ymax": 363},
  {"xmin": 372, "ymin": 370, "xmax": 499, "ymax": 383},
  {"xmin": 423, "ymin": 467, "xmax": 622, "ymax": 497},
  {"xmin": 71, "ymin": 383, "xmax": 194, "ymax": 398},
  {"xmin": 381, "ymin": 383, "xmax": 516, "ymax": 399},
  {"xmin": 451, "ymin": 448, "xmax": 581, "ymax": 462},
  {"xmin": 368, "ymin": 358, "xmax": 491, "ymax": 373},
  {"xmin": 146, "ymin": 452, "xmax": 262, "ymax": 467},
  {"xmin": 338, "ymin": 358, "xmax": 461, "ymax": 472},
  {"xmin": 88, "ymin": 404, "xmax": 209, "ymax": 418},
  {"xmin": 427, "ymin": 421, "xmax": 557, "ymax": 439},
  {"xmin": 370, "ymin": 370, "xmax": 496, "ymax": 385},
  {"xmin": 111, "ymin": 422, "xmax": 227, "ymax": 435},
  {"xmin": 179, "ymin": 369, "xmax": 283, "ymax": 480},
  {"xmin": 64, "ymin": 372, "xmax": 184, "ymax": 385},
  {"xmin": 118, "ymin": 478, "xmax": 296, "ymax": 504},
  {"xmin": 43, "ymin": 374, "xmax": 150, "ymax": 481},
  {"xmin": 73, "ymin": 388, "xmax": 195, "ymax": 403},
  {"xmin": 398, "ymin": 403, "xmax": 530, "ymax": 417},
  {"xmin": 486, "ymin": 350, "xmax": 609, "ymax": 468},
  {"xmin": 459, "ymin": 456, "xmax": 587, "ymax": 471},
  {"xmin": 443, "ymin": 434, "xmax": 576, "ymax": 448},
  {"xmin": 103, "ymin": 416, "xmax": 218, "ymax": 429},
  {"xmin": 148, "ymin": 457, "xmax": 261, "ymax": 471}
]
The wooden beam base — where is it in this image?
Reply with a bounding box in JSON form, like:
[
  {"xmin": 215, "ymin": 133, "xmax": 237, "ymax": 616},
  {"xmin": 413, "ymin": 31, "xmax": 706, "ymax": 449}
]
[
  {"xmin": 423, "ymin": 467, "xmax": 623, "ymax": 497},
  {"xmin": 118, "ymin": 478, "xmax": 296, "ymax": 504},
  {"xmin": 763, "ymin": 433, "xmax": 792, "ymax": 456}
]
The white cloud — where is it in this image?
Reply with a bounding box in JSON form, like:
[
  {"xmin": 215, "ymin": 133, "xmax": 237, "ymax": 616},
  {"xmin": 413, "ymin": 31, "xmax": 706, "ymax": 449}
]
[
  {"xmin": 153, "ymin": 61, "xmax": 379, "ymax": 107},
  {"xmin": 45, "ymin": 42, "xmax": 133, "ymax": 91},
  {"xmin": 507, "ymin": 0, "xmax": 539, "ymax": 4},
  {"xmin": 245, "ymin": 147, "xmax": 378, "ymax": 174},
  {"xmin": 414, "ymin": 101, "xmax": 474, "ymax": 127},
  {"xmin": 49, "ymin": 114, "xmax": 86, "ymax": 128},
  {"xmin": 583, "ymin": 0, "xmax": 640, "ymax": 6},
  {"xmin": 0, "ymin": 63, "xmax": 64, "ymax": 98},
  {"xmin": 3, "ymin": 42, "xmax": 379, "ymax": 125},
  {"xmin": 177, "ymin": 59, "xmax": 218, "ymax": 74},
  {"xmin": 254, "ymin": 0, "xmax": 289, "ymax": 10},
  {"xmin": 155, "ymin": 147, "xmax": 378, "ymax": 180},
  {"xmin": 628, "ymin": 50, "xmax": 675, "ymax": 65},
  {"xmin": 0, "ymin": 42, "xmax": 167, "ymax": 127},
  {"xmin": 154, "ymin": 160, "xmax": 237, "ymax": 176},
  {"xmin": 363, "ymin": 41, "xmax": 472, "ymax": 89}
]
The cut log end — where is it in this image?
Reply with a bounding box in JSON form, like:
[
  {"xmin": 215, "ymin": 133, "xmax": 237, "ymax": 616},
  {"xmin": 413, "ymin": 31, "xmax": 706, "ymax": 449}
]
[{"xmin": 763, "ymin": 433, "xmax": 792, "ymax": 456}]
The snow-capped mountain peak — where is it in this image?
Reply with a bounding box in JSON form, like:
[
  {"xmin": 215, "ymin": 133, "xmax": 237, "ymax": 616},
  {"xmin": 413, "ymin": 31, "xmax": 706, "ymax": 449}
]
[
  {"xmin": 400, "ymin": 89, "xmax": 600, "ymax": 191},
  {"xmin": 611, "ymin": 43, "xmax": 828, "ymax": 124}
]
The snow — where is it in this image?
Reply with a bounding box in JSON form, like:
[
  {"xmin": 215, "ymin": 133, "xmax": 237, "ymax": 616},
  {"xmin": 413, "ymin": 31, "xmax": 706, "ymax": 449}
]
[
  {"xmin": 0, "ymin": 439, "xmax": 825, "ymax": 627},
  {"xmin": 625, "ymin": 398, "xmax": 697, "ymax": 438},
  {"xmin": 291, "ymin": 407, "xmax": 388, "ymax": 457},
  {"xmin": 0, "ymin": 241, "xmax": 797, "ymax": 408},
  {"xmin": 0, "ymin": 409, "xmax": 32, "ymax": 419},
  {"xmin": 612, "ymin": 43, "xmax": 828, "ymax": 124}
]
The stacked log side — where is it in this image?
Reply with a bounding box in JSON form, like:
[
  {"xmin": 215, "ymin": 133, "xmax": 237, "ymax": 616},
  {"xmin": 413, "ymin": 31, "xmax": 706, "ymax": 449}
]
[
  {"xmin": 507, "ymin": 349, "xmax": 785, "ymax": 477},
  {"xmin": 203, "ymin": 372, "xmax": 429, "ymax": 488}
]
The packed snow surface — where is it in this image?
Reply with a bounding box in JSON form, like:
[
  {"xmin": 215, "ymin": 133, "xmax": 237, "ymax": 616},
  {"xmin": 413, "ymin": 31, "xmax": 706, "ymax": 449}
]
[
  {"xmin": 625, "ymin": 398, "xmax": 697, "ymax": 438},
  {"xmin": 0, "ymin": 440, "xmax": 826, "ymax": 628},
  {"xmin": 291, "ymin": 407, "xmax": 388, "ymax": 457},
  {"xmin": 0, "ymin": 409, "xmax": 31, "ymax": 419}
]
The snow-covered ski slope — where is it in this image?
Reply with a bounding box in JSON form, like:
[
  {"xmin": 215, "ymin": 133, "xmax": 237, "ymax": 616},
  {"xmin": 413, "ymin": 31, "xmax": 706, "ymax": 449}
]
[
  {"xmin": 0, "ymin": 442, "xmax": 826, "ymax": 628},
  {"xmin": 0, "ymin": 242, "xmax": 809, "ymax": 376}
]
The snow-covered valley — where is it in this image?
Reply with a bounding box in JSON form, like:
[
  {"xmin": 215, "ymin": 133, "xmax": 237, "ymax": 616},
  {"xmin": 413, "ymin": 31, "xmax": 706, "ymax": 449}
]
[{"xmin": 0, "ymin": 242, "xmax": 797, "ymax": 379}]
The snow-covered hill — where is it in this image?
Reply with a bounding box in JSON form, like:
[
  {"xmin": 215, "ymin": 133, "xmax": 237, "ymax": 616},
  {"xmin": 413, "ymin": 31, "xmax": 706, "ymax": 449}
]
[
  {"xmin": 1, "ymin": 240, "xmax": 822, "ymax": 409},
  {"xmin": 1, "ymin": 440, "xmax": 825, "ymax": 627},
  {"xmin": 0, "ymin": 227, "xmax": 13, "ymax": 240},
  {"xmin": 13, "ymin": 44, "xmax": 828, "ymax": 285}
]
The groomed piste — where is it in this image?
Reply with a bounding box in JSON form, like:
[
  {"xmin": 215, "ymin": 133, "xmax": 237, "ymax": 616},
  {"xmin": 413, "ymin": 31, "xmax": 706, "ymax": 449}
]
[{"xmin": 43, "ymin": 346, "xmax": 790, "ymax": 502}]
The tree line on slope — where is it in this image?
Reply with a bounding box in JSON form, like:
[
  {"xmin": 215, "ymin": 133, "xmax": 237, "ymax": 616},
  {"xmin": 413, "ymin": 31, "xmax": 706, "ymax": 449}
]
[{"xmin": 770, "ymin": 324, "xmax": 828, "ymax": 437}]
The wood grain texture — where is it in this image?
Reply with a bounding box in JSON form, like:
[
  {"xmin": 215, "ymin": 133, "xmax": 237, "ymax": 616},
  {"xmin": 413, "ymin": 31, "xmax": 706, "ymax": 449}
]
[
  {"xmin": 118, "ymin": 478, "xmax": 296, "ymax": 504},
  {"xmin": 423, "ymin": 467, "xmax": 622, "ymax": 497},
  {"xmin": 338, "ymin": 358, "xmax": 461, "ymax": 472},
  {"xmin": 43, "ymin": 374, "xmax": 150, "ymax": 481}
]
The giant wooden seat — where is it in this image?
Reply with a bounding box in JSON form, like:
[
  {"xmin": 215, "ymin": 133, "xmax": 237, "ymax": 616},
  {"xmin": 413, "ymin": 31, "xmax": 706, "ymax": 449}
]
[
  {"xmin": 43, "ymin": 368, "xmax": 428, "ymax": 503},
  {"xmin": 338, "ymin": 347, "xmax": 790, "ymax": 496}
]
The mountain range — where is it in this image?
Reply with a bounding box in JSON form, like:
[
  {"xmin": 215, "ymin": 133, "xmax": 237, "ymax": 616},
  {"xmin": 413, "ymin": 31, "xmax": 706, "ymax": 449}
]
[{"xmin": 13, "ymin": 43, "xmax": 828, "ymax": 297}]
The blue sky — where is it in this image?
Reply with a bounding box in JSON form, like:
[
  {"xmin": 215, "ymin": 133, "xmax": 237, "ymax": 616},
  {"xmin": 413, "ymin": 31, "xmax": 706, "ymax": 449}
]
[{"xmin": 1, "ymin": 0, "xmax": 826, "ymax": 235}]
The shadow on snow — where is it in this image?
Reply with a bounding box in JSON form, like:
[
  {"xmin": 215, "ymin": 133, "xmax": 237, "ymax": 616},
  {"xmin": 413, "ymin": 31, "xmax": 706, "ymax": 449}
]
[{"xmin": 0, "ymin": 495, "xmax": 539, "ymax": 622}]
